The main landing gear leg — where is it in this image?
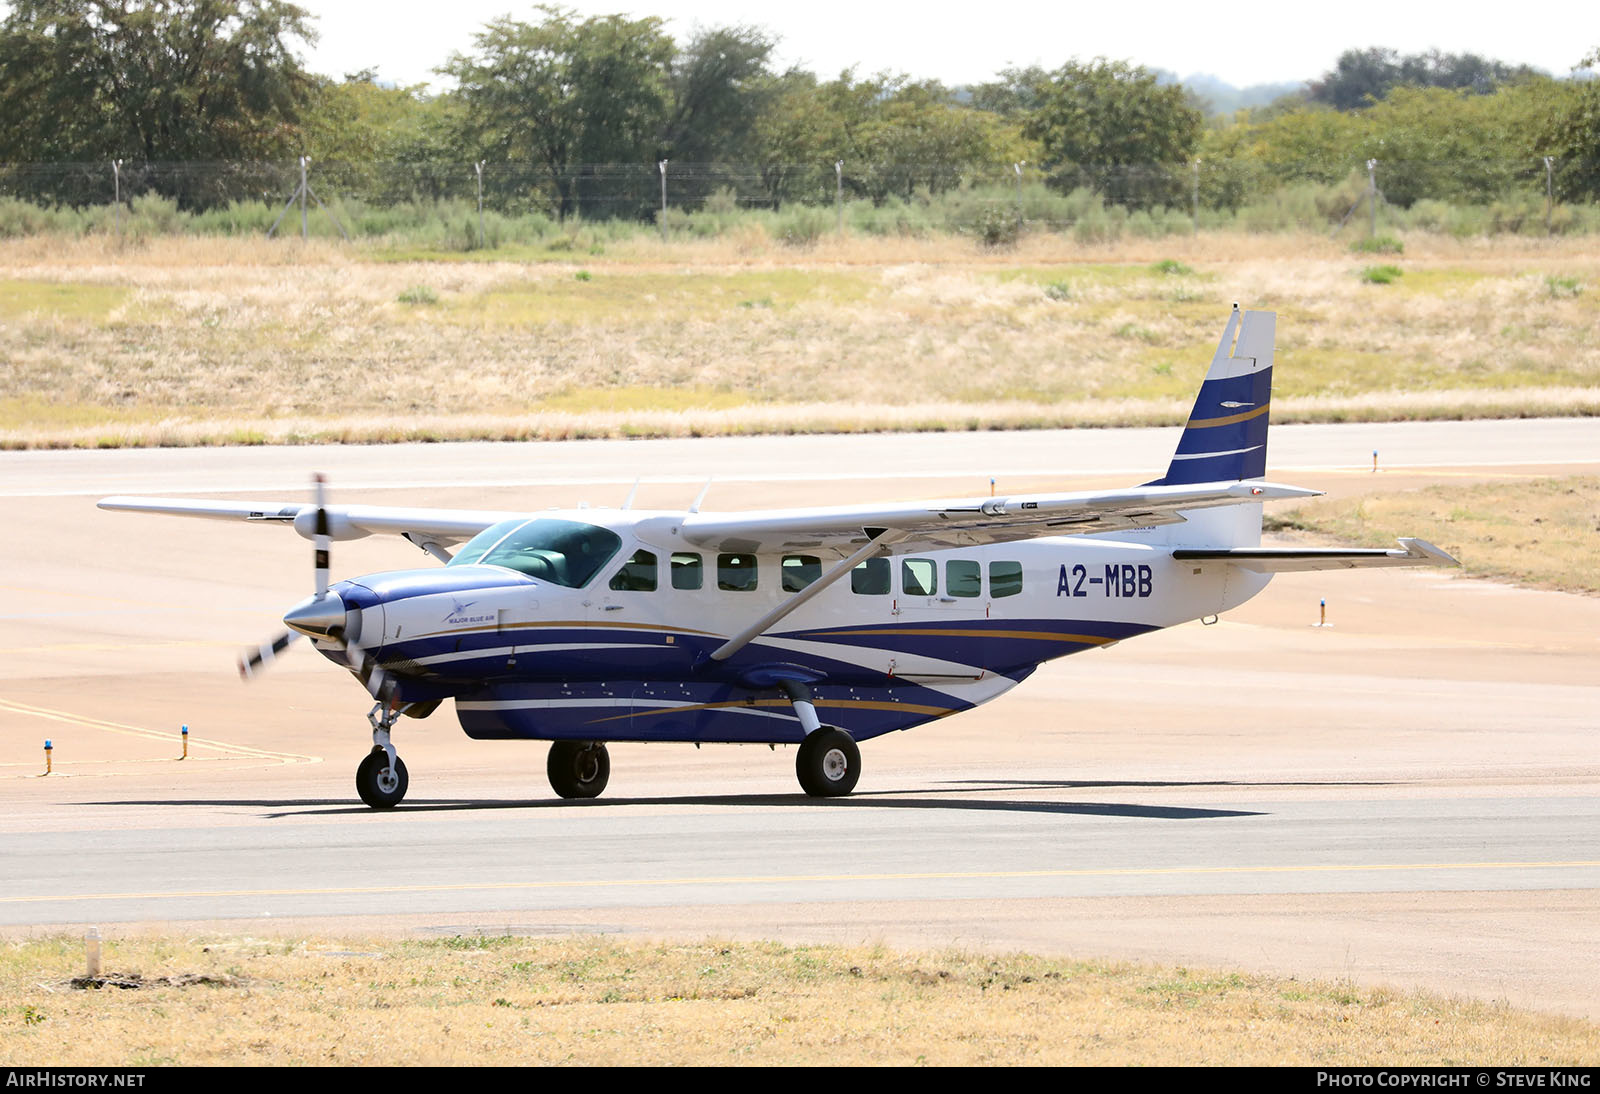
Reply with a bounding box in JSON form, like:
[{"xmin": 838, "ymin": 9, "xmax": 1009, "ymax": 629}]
[
  {"xmin": 356, "ymin": 701, "xmax": 409, "ymax": 809},
  {"xmin": 780, "ymin": 680, "xmax": 860, "ymax": 798}
]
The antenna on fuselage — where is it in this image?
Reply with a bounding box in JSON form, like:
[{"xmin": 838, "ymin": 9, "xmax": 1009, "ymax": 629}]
[
  {"xmin": 622, "ymin": 477, "xmax": 640, "ymax": 510},
  {"xmin": 689, "ymin": 477, "xmax": 713, "ymax": 514}
]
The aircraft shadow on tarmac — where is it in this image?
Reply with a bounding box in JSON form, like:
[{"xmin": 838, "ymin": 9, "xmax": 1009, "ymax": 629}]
[{"xmin": 90, "ymin": 782, "xmax": 1278, "ymax": 821}]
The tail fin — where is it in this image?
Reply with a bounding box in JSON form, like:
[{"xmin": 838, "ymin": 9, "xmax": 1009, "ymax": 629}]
[{"xmin": 1147, "ymin": 306, "xmax": 1274, "ymax": 486}]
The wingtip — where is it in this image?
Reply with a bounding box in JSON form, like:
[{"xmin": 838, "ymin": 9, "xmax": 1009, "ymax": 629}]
[{"xmin": 1397, "ymin": 537, "xmax": 1460, "ymax": 567}]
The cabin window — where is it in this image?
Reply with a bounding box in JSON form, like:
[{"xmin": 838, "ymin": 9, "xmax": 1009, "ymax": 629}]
[
  {"xmin": 851, "ymin": 556, "xmax": 890, "ymax": 595},
  {"xmin": 670, "ymin": 552, "xmax": 703, "ymax": 590},
  {"xmin": 990, "ymin": 560, "xmax": 1023, "ymax": 598},
  {"xmin": 717, "ymin": 553, "xmax": 758, "ymax": 591},
  {"xmin": 609, "ymin": 549, "xmax": 658, "ymax": 592},
  {"xmin": 947, "ymin": 558, "xmax": 982, "ymax": 598},
  {"xmin": 782, "ymin": 554, "xmax": 822, "ymax": 592},
  {"xmin": 449, "ymin": 517, "xmax": 621, "ymax": 588},
  {"xmin": 901, "ymin": 558, "xmax": 937, "ymax": 597}
]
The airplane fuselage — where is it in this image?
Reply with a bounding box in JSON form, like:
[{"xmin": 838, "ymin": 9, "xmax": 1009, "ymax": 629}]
[{"xmin": 318, "ymin": 509, "xmax": 1272, "ymax": 746}]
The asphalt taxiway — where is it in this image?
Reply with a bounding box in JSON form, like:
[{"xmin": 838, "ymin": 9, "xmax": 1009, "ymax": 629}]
[{"xmin": 3, "ymin": 421, "xmax": 1597, "ymax": 1017}]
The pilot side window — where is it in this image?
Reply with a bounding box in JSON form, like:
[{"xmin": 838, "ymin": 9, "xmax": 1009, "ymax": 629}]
[
  {"xmin": 671, "ymin": 552, "xmax": 703, "ymax": 590},
  {"xmin": 782, "ymin": 555, "xmax": 822, "ymax": 592},
  {"xmin": 717, "ymin": 553, "xmax": 758, "ymax": 591},
  {"xmin": 609, "ymin": 549, "xmax": 658, "ymax": 592},
  {"xmin": 901, "ymin": 558, "xmax": 937, "ymax": 597},
  {"xmin": 851, "ymin": 556, "xmax": 890, "ymax": 595},
  {"xmin": 990, "ymin": 560, "xmax": 1023, "ymax": 598},
  {"xmin": 947, "ymin": 559, "xmax": 982, "ymax": 598}
]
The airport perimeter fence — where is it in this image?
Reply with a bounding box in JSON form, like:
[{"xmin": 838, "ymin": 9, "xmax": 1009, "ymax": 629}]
[{"xmin": 2, "ymin": 157, "xmax": 1598, "ymax": 244}]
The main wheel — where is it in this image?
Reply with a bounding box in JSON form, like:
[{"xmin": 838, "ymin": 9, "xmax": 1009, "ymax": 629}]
[
  {"xmin": 547, "ymin": 740, "xmax": 610, "ymax": 799},
  {"xmin": 795, "ymin": 728, "xmax": 860, "ymax": 797},
  {"xmin": 355, "ymin": 748, "xmax": 409, "ymax": 809}
]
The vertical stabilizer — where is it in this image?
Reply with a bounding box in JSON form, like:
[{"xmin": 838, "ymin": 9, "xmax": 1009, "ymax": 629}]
[{"xmin": 1147, "ymin": 306, "xmax": 1274, "ymax": 486}]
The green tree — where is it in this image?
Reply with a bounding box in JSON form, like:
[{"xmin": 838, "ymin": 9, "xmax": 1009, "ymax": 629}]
[
  {"xmin": 0, "ymin": 0, "xmax": 317, "ymax": 207},
  {"xmin": 746, "ymin": 69, "xmax": 843, "ymax": 208},
  {"xmin": 1540, "ymin": 49, "xmax": 1600, "ymax": 202},
  {"xmin": 1309, "ymin": 47, "xmax": 1543, "ymax": 110},
  {"xmin": 1025, "ymin": 58, "xmax": 1202, "ymax": 209},
  {"xmin": 441, "ymin": 5, "xmax": 673, "ymax": 219},
  {"xmin": 969, "ymin": 65, "xmax": 1053, "ymax": 119},
  {"xmin": 854, "ymin": 79, "xmax": 1029, "ymax": 202},
  {"xmin": 657, "ymin": 25, "xmax": 777, "ymax": 208},
  {"xmin": 300, "ymin": 72, "xmax": 461, "ymax": 204},
  {"xmin": 662, "ymin": 25, "xmax": 775, "ymax": 163}
]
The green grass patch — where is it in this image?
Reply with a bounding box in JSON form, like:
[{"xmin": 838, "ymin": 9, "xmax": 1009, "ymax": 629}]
[
  {"xmin": 1350, "ymin": 235, "xmax": 1404, "ymax": 255},
  {"xmin": 993, "ymin": 264, "xmax": 1151, "ymax": 288},
  {"xmin": 396, "ymin": 285, "xmax": 438, "ymax": 305},
  {"xmin": 1546, "ymin": 274, "xmax": 1583, "ymax": 299},
  {"xmin": 0, "ymin": 280, "xmax": 129, "ymax": 321},
  {"xmin": 1150, "ymin": 258, "xmax": 1194, "ymax": 275},
  {"xmin": 0, "ymin": 397, "xmax": 168, "ymax": 432},
  {"xmin": 1390, "ymin": 268, "xmax": 1488, "ymax": 294},
  {"xmin": 451, "ymin": 269, "xmax": 872, "ymax": 325},
  {"xmin": 1359, "ymin": 264, "xmax": 1403, "ymax": 285}
]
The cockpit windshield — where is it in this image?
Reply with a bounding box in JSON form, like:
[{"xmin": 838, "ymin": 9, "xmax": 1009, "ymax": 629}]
[{"xmin": 449, "ymin": 518, "xmax": 622, "ymax": 588}]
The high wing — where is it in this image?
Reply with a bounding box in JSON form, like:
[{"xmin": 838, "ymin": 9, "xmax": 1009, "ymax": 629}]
[
  {"xmin": 676, "ymin": 480, "xmax": 1320, "ymax": 554},
  {"xmin": 96, "ymin": 497, "xmax": 519, "ymax": 546},
  {"xmin": 1174, "ymin": 538, "xmax": 1459, "ymax": 572}
]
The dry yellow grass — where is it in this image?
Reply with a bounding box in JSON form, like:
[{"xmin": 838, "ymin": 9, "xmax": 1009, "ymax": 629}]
[
  {"xmin": 4, "ymin": 934, "xmax": 1596, "ymax": 1066},
  {"xmin": 1268, "ymin": 476, "xmax": 1600, "ymax": 595},
  {"xmin": 2, "ymin": 232, "xmax": 1597, "ymax": 448}
]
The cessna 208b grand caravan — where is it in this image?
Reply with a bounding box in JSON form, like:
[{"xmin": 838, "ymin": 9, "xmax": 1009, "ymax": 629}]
[{"xmin": 101, "ymin": 307, "xmax": 1455, "ymax": 808}]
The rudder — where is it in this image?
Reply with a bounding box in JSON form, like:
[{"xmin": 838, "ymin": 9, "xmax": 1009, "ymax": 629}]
[{"xmin": 1147, "ymin": 306, "xmax": 1274, "ymax": 486}]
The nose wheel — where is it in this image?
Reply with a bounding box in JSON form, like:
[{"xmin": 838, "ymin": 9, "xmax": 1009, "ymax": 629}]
[{"xmin": 356, "ymin": 747, "xmax": 408, "ymax": 808}]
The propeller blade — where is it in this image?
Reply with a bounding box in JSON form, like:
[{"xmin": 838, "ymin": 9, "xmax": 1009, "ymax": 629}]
[
  {"xmin": 239, "ymin": 630, "xmax": 300, "ymax": 680},
  {"xmin": 313, "ymin": 472, "xmax": 331, "ymax": 598}
]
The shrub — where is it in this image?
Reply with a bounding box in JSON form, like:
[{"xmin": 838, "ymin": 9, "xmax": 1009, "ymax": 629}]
[
  {"xmin": 973, "ymin": 207, "xmax": 1021, "ymax": 248},
  {"xmin": 1359, "ymin": 264, "xmax": 1402, "ymax": 285},
  {"xmin": 1350, "ymin": 235, "xmax": 1404, "ymax": 255}
]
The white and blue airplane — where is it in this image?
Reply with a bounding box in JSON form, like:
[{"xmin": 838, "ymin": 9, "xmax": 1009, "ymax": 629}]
[{"xmin": 100, "ymin": 307, "xmax": 1455, "ymax": 808}]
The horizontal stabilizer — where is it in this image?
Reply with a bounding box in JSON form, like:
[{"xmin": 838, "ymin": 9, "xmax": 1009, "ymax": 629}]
[{"xmin": 1173, "ymin": 538, "xmax": 1458, "ymax": 572}]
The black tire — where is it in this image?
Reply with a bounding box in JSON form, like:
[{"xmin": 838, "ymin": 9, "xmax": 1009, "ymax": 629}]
[
  {"xmin": 355, "ymin": 748, "xmax": 408, "ymax": 809},
  {"xmin": 795, "ymin": 728, "xmax": 860, "ymax": 797},
  {"xmin": 547, "ymin": 740, "xmax": 610, "ymax": 799}
]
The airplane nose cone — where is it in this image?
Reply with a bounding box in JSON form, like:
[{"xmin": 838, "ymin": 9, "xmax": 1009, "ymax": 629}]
[{"xmin": 283, "ymin": 593, "xmax": 348, "ymax": 641}]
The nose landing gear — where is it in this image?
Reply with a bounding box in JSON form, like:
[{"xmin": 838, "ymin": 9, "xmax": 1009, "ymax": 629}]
[{"xmin": 356, "ymin": 702, "xmax": 409, "ymax": 809}]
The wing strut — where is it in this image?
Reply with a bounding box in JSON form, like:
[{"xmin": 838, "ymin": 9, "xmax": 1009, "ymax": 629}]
[{"xmin": 708, "ymin": 528, "xmax": 902, "ymax": 663}]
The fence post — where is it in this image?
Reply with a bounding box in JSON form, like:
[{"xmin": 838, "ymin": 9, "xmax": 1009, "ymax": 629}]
[
  {"xmin": 1366, "ymin": 158, "xmax": 1377, "ymax": 239},
  {"xmin": 111, "ymin": 160, "xmax": 122, "ymax": 237},
  {"xmin": 299, "ymin": 156, "xmax": 310, "ymax": 239},
  {"xmin": 1192, "ymin": 158, "xmax": 1200, "ymax": 236},
  {"xmin": 475, "ymin": 161, "xmax": 485, "ymax": 249},
  {"xmin": 1544, "ymin": 156, "xmax": 1554, "ymax": 235},
  {"xmin": 658, "ymin": 159, "xmax": 668, "ymax": 241},
  {"xmin": 1013, "ymin": 161, "xmax": 1025, "ymax": 225},
  {"xmin": 835, "ymin": 160, "xmax": 844, "ymax": 236}
]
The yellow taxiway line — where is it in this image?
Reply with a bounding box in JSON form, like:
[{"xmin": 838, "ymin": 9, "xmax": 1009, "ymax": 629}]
[{"xmin": 5, "ymin": 860, "xmax": 1597, "ymax": 906}]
